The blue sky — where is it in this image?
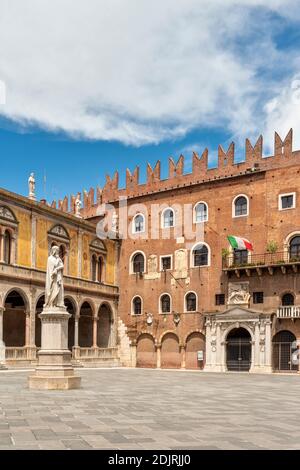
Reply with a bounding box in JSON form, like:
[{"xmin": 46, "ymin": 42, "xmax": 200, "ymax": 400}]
[{"xmin": 0, "ymin": 1, "xmax": 300, "ymax": 202}]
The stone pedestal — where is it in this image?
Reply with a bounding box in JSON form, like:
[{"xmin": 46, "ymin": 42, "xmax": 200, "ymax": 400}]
[
  {"xmin": 28, "ymin": 307, "xmax": 81, "ymax": 390},
  {"xmin": 0, "ymin": 340, "xmax": 7, "ymax": 370}
]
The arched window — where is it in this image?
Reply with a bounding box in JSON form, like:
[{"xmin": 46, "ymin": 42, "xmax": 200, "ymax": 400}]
[
  {"xmin": 59, "ymin": 244, "xmax": 66, "ymax": 262},
  {"xmin": 162, "ymin": 208, "xmax": 174, "ymax": 228},
  {"xmin": 185, "ymin": 292, "xmax": 197, "ymax": 312},
  {"xmin": 194, "ymin": 202, "xmax": 208, "ymax": 223},
  {"xmin": 133, "ymin": 214, "xmax": 145, "ymax": 234},
  {"xmin": 160, "ymin": 294, "xmax": 171, "ymax": 313},
  {"xmin": 3, "ymin": 230, "xmax": 11, "ymax": 264},
  {"xmin": 91, "ymin": 254, "xmax": 97, "ymax": 281},
  {"xmin": 132, "ymin": 296, "xmax": 142, "ymax": 315},
  {"xmin": 98, "ymin": 256, "xmax": 103, "ymax": 283},
  {"xmin": 289, "ymin": 236, "xmax": 300, "ymax": 261},
  {"xmin": 192, "ymin": 244, "xmax": 209, "ymax": 267},
  {"xmin": 282, "ymin": 293, "xmax": 295, "ymax": 306},
  {"xmin": 234, "ymin": 196, "xmax": 248, "ymax": 217},
  {"xmin": 132, "ymin": 253, "xmax": 145, "ymax": 273}
]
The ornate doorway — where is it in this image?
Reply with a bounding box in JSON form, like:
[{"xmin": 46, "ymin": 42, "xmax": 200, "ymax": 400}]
[
  {"xmin": 272, "ymin": 331, "xmax": 298, "ymax": 372},
  {"xmin": 226, "ymin": 328, "xmax": 252, "ymax": 372}
]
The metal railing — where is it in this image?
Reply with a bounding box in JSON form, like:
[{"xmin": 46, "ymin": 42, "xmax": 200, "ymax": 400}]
[
  {"xmin": 277, "ymin": 306, "xmax": 300, "ymax": 319},
  {"xmin": 223, "ymin": 251, "xmax": 300, "ymax": 269}
]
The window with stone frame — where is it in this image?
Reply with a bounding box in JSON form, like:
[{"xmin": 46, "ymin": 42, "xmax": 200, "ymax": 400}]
[
  {"xmin": 193, "ymin": 244, "xmax": 209, "ymax": 266},
  {"xmin": 132, "ymin": 296, "xmax": 142, "ymax": 315},
  {"xmin": 133, "ymin": 214, "xmax": 145, "ymax": 233},
  {"xmin": 185, "ymin": 292, "xmax": 197, "ymax": 312},
  {"xmin": 195, "ymin": 202, "xmax": 208, "ymax": 223},
  {"xmin": 132, "ymin": 252, "xmax": 145, "ymax": 273},
  {"xmin": 162, "ymin": 208, "xmax": 175, "ymax": 228},
  {"xmin": 281, "ymin": 293, "xmax": 295, "ymax": 306},
  {"xmin": 234, "ymin": 196, "xmax": 248, "ymax": 217},
  {"xmin": 0, "ymin": 205, "xmax": 18, "ymax": 265},
  {"xmin": 90, "ymin": 238, "xmax": 107, "ymax": 282},
  {"xmin": 279, "ymin": 193, "xmax": 295, "ymax": 210},
  {"xmin": 289, "ymin": 236, "xmax": 300, "ymax": 261},
  {"xmin": 161, "ymin": 255, "xmax": 172, "ymax": 271},
  {"xmin": 48, "ymin": 225, "xmax": 70, "ymax": 274},
  {"xmin": 160, "ymin": 294, "xmax": 171, "ymax": 313}
]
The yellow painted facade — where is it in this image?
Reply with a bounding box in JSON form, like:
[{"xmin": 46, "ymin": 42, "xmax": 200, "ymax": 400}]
[
  {"xmin": 36, "ymin": 218, "xmax": 51, "ymax": 270},
  {"xmin": 106, "ymin": 240, "xmax": 115, "ymax": 285},
  {"xmin": 15, "ymin": 208, "xmax": 31, "ymax": 268},
  {"xmin": 82, "ymin": 234, "xmax": 90, "ymax": 280},
  {"xmin": 1, "ymin": 195, "xmax": 117, "ymax": 286},
  {"xmin": 69, "ymin": 229, "xmax": 78, "ymax": 277}
]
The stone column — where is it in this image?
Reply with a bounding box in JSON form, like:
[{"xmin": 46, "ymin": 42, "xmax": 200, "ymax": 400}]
[
  {"xmin": 156, "ymin": 345, "xmax": 161, "ymax": 369},
  {"xmin": 216, "ymin": 323, "xmax": 223, "ymax": 371},
  {"xmin": 0, "ymin": 232, "xmax": 4, "ymax": 263},
  {"xmin": 11, "ymin": 233, "xmax": 17, "ymax": 265},
  {"xmin": 0, "ymin": 307, "xmax": 4, "ymax": 343},
  {"xmin": 25, "ymin": 311, "xmax": 30, "ymax": 347},
  {"xmin": 253, "ymin": 322, "xmax": 260, "ymax": 371},
  {"xmin": 204, "ymin": 320, "xmax": 212, "ymax": 370},
  {"xmin": 74, "ymin": 316, "xmax": 79, "ymax": 347},
  {"xmin": 264, "ymin": 320, "xmax": 272, "ymax": 373},
  {"xmin": 93, "ymin": 317, "xmax": 98, "ymax": 348},
  {"xmin": 0, "ymin": 308, "xmax": 6, "ymax": 368},
  {"xmin": 180, "ymin": 345, "xmax": 186, "ymax": 369}
]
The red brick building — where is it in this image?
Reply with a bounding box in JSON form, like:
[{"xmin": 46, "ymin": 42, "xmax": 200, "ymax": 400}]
[{"xmin": 48, "ymin": 129, "xmax": 300, "ymax": 373}]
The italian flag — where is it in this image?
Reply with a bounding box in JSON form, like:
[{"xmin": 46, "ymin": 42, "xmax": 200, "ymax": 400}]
[{"xmin": 227, "ymin": 235, "xmax": 253, "ymax": 251}]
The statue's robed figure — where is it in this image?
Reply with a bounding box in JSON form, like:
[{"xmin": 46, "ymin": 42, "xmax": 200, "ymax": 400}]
[{"xmin": 45, "ymin": 245, "xmax": 65, "ymax": 309}]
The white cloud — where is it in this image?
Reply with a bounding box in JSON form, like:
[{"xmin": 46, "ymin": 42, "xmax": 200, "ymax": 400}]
[{"xmin": 0, "ymin": 0, "xmax": 299, "ymax": 145}]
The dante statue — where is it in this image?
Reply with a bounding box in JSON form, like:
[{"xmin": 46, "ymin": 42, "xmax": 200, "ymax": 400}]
[{"xmin": 45, "ymin": 245, "xmax": 65, "ymax": 308}]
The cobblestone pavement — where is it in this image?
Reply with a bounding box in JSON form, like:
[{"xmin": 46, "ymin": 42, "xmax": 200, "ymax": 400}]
[{"xmin": 0, "ymin": 368, "xmax": 299, "ymax": 450}]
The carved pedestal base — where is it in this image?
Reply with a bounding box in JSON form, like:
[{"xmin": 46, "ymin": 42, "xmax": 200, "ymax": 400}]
[
  {"xmin": 28, "ymin": 307, "xmax": 81, "ymax": 390},
  {"xmin": 0, "ymin": 341, "xmax": 7, "ymax": 370}
]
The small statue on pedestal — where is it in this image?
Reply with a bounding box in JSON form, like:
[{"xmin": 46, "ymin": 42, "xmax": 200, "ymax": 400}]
[{"xmin": 28, "ymin": 172, "xmax": 36, "ymax": 201}]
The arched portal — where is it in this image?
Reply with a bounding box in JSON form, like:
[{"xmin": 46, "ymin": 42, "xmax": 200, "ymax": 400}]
[
  {"xmin": 137, "ymin": 334, "xmax": 156, "ymax": 368},
  {"xmin": 161, "ymin": 333, "xmax": 181, "ymax": 369},
  {"xmin": 185, "ymin": 332, "xmax": 205, "ymax": 370},
  {"xmin": 35, "ymin": 295, "xmax": 44, "ymax": 348},
  {"xmin": 65, "ymin": 298, "xmax": 76, "ymax": 351},
  {"xmin": 79, "ymin": 302, "xmax": 93, "ymax": 347},
  {"xmin": 272, "ymin": 330, "xmax": 298, "ymax": 372},
  {"xmin": 97, "ymin": 304, "xmax": 113, "ymax": 348},
  {"xmin": 4, "ymin": 291, "xmax": 26, "ymax": 346},
  {"xmin": 226, "ymin": 328, "xmax": 252, "ymax": 372}
]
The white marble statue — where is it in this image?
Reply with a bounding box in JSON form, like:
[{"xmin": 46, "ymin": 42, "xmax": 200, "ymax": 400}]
[
  {"xmin": 28, "ymin": 172, "xmax": 36, "ymax": 200},
  {"xmin": 112, "ymin": 211, "xmax": 119, "ymax": 233},
  {"xmin": 75, "ymin": 195, "xmax": 82, "ymax": 218},
  {"xmin": 45, "ymin": 246, "xmax": 65, "ymax": 309}
]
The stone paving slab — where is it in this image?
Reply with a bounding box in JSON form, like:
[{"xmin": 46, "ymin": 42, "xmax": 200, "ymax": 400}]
[{"xmin": 0, "ymin": 369, "xmax": 300, "ymax": 449}]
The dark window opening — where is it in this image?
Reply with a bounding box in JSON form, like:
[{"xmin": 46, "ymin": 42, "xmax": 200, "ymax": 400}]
[
  {"xmin": 186, "ymin": 293, "xmax": 197, "ymax": 312},
  {"xmin": 215, "ymin": 294, "xmax": 225, "ymax": 306},
  {"xmin": 253, "ymin": 292, "xmax": 264, "ymax": 304},
  {"xmin": 161, "ymin": 256, "xmax": 171, "ymax": 271}
]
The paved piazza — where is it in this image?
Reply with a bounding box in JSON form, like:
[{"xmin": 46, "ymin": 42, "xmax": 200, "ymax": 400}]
[{"xmin": 0, "ymin": 369, "xmax": 299, "ymax": 450}]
